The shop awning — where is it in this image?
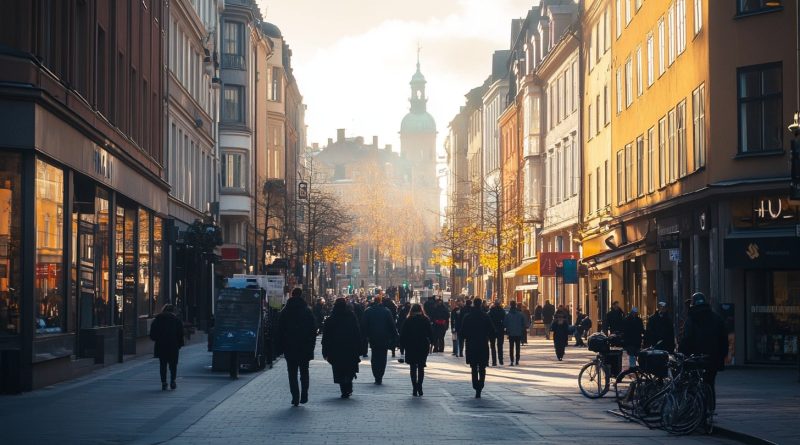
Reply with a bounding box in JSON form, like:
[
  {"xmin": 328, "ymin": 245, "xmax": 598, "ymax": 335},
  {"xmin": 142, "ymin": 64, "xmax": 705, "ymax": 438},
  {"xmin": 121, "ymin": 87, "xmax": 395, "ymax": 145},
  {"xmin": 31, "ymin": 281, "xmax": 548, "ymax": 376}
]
[
  {"xmin": 582, "ymin": 240, "xmax": 647, "ymax": 270},
  {"xmin": 515, "ymin": 283, "xmax": 538, "ymax": 291},
  {"xmin": 502, "ymin": 259, "xmax": 540, "ymax": 278}
]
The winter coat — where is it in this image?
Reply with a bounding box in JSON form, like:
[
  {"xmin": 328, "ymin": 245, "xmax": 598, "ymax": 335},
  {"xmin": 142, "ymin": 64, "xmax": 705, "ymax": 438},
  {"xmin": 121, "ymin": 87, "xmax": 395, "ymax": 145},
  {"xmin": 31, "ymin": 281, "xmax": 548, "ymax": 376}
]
[
  {"xmin": 645, "ymin": 312, "xmax": 676, "ymax": 352},
  {"xmin": 622, "ymin": 314, "xmax": 644, "ymax": 353},
  {"xmin": 397, "ymin": 304, "xmax": 411, "ymax": 332},
  {"xmin": 312, "ymin": 302, "xmax": 326, "ymax": 328},
  {"xmin": 149, "ymin": 312, "xmax": 184, "ymax": 359},
  {"xmin": 450, "ymin": 308, "xmax": 462, "ymax": 332},
  {"xmin": 460, "ymin": 307, "xmax": 496, "ymax": 366},
  {"xmin": 383, "ymin": 298, "xmax": 398, "ymax": 321},
  {"xmin": 361, "ymin": 303, "xmax": 398, "ymax": 350},
  {"xmin": 504, "ymin": 308, "xmax": 527, "ymax": 337},
  {"xmin": 679, "ymin": 305, "xmax": 728, "ymax": 372},
  {"xmin": 277, "ymin": 296, "xmax": 317, "ymax": 362},
  {"xmin": 423, "ymin": 298, "xmax": 437, "ymax": 319},
  {"xmin": 322, "ymin": 307, "xmax": 361, "ymax": 382},
  {"xmin": 400, "ymin": 314, "xmax": 433, "ymax": 366},
  {"xmin": 551, "ymin": 320, "xmax": 570, "ymax": 349},
  {"xmin": 533, "ymin": 305, "xmax": 543, "ymax": 321},
  {"xmin": 604, "ymin": 307, "xmax": 626, "ymax": 335},
  {"xmin": 542, "ymin": 303, "xmax": 556, "ymax": 324},
  {"xmin": 488, "ymin": 305, "xmax": 506, "ymax": 338},
  {"xmin": 432, "ymin": 304, "xmax": 450, "ymax": 331}
]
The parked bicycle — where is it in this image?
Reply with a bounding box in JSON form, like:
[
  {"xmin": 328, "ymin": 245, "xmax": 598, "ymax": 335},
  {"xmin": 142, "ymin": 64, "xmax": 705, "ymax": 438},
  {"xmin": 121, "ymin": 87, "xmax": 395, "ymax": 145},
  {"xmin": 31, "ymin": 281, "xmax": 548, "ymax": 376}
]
[{"xmin": 578, "ymin": 332, "xmax": 623, "ymax": 398}]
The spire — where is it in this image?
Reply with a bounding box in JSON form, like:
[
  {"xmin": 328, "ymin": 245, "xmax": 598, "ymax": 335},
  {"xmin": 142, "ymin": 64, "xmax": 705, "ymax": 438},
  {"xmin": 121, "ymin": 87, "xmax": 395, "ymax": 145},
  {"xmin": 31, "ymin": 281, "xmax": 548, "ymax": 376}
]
[{"xmin": 416, "ymin": 43, "xmax": 421, "ymax": 72}]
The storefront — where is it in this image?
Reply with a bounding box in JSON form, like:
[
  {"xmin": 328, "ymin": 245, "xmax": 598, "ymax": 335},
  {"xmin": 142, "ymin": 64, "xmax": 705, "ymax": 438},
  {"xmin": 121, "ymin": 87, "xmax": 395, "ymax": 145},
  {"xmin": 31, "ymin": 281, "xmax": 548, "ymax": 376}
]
[{"xmin": 724, "ymin": 195, "xmax": 800, "ymax": 365}]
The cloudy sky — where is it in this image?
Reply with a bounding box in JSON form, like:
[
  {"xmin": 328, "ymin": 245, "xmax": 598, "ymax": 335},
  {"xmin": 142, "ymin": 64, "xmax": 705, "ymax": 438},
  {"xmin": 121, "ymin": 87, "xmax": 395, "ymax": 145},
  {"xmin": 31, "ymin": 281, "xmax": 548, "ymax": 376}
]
[{"xmin": 258, "ymin": 0, "xmax": 536, "ymax": 154}]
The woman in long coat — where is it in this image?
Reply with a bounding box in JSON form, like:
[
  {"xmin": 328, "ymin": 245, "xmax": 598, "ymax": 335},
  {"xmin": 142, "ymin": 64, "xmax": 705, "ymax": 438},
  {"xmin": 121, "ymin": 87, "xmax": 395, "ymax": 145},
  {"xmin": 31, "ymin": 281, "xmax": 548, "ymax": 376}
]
[
  {"xmin": 399, "ymin": 303, "xmax": 433, "ymax": 397},
  {"xmin": 459, "ymin": 298, "xmax": 495, "ymax": 398},
  {"xmin": 551, "ymin": 314, "xmax": 570, "ymax": 361},
  {"xmin": 322, "ymin": 297, "xmax": 362, "ymax": 398}
]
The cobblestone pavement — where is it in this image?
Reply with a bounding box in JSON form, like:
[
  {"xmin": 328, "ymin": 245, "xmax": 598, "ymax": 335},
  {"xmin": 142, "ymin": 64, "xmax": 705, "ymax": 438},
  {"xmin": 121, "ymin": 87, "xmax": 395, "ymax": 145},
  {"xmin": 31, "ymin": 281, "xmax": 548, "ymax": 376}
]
[{"xmin": 167, "ymin": 336, "xmax": 736, "ymax": 445}]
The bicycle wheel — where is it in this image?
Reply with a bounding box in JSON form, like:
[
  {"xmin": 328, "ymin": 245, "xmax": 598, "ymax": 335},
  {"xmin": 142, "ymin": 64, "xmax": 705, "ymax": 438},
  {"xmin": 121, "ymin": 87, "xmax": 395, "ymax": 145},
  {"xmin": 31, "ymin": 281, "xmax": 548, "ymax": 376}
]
[
  {"xmin": 614, "ymin": 368, "xmax": 639, "ymax": 417},
  {"xmin": 638, "ymin": 380, "xmax": 668, "ymax": 428},
  {"xmin": 579, "ymin": 362, "xmax": 609, "ymax": 398},
  {"xmin": 661, "ymin": 389, "xmax": 704, "ymax": 435}
]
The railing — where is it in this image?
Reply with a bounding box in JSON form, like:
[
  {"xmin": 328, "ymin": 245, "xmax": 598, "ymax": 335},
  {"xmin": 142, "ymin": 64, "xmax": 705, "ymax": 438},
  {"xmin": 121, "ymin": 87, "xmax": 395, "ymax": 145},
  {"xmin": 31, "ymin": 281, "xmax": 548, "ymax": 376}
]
[{"xmin": 221, "ymin": 53, "xmax": 245, "ymax": 70}]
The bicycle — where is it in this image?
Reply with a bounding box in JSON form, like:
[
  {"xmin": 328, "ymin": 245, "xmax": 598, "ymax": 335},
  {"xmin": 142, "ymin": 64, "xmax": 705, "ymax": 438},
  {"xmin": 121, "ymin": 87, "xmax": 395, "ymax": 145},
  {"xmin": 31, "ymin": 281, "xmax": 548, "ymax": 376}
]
[
  {"xmin": 579, "ymin": 333, "xmax": 623, "ymax": 398},
  {"xmin": 660, "ymin": 353, "xmax": 713, "ymax": 435},
  {"xmin": 614, "ymin": 348, "xmax": 670, "ymax": 427}
]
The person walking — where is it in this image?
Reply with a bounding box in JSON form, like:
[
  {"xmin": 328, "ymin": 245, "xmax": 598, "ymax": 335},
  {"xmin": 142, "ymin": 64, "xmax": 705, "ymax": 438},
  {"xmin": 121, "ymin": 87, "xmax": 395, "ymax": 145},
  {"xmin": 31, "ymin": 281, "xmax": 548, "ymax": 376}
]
[
  {"xmin": 645, "ymin": 301, "xmax": 676, "ymax": 352},
  {"xmin": 361, "ymin": 296, "xmax": 398, "ymax": 384},
  {"xmin": 322, "ymin": 297, "xmax": 362, "ymax": 398},
  {"xmin": 521, "ymin": 305, "xmax": 532, "ymax": 345},
  {"xmin": 312, "ymin": 298, "xmax": 327, "ymax": 335},
  {"xmin": 504, "ymin": 301, "xmax": 527, "ymax": 366},
  {"xmin": 400, "ymin": 304, "xmax": 433, "ymax": 397},
  {"xmin": 542, "ymin": 300, "xmax": 555, "ymax": 340},
  {"xmin": 604, "ymin": 301, "xmax": 626, "ymax": 335},
  {"xmin": 149, "ymin": 304, "xmax": 184, "ymax": 391},
  {"xmin": 351, "ymin": 298, "xmax": 367, "ymax": 358},
  {"xmin": 622, "ymin": 307, "xmax": 644, "ymax": 368},
  {"xmin": 574, "ymin": 309, "xmax": 587, "ymax": 347},
  {"xmin": 383, "ymin": 296, "xmax": 399, "ymax": 358},
  {"xmin": 488, "ymin": 300, "xmax": 506, "ymax": 366},
  {"xmin": 450, "ymin": 301, "xmax": 462, "ymax": 356},
  {"xmin": 431, "ymin": 299, "xmax": 450, "ymax": 353},
  {"xmin": 679, "ymin": 292, "xmax": 728, "ymax": 410},
  {"xmin": 397, "ymin": 301, "xmax": 411, "ymax": 362},
  {"xmin": 457, "ymin": 299, "xmax": 472, "ymax": 357},
  {"xmin": 277, "ymin": 288, "xmax": 317, "ymax": 406},
  {"xmin": 460, "ymin": 298, "xmax": 496, "ymax": 398},
  {"xmin": 550, "ymin": 314, "xmax": 570, "ymax": 361}
]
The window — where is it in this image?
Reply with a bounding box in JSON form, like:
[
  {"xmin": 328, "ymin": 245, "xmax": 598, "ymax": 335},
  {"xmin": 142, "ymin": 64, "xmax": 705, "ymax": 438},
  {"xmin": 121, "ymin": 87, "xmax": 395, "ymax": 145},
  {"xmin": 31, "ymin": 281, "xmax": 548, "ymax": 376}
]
[
  {"xmin": 647, "ymin": 126, "xmax": 656, "ymax": 193},
  {"xmin": 271, "ymin": 67, "xmax": 282, "ymax": 102},
  {"xmin": 677, "ymin": 0, "xmax": 686, "ymax": 55},
  {"xmin": 0, "ymin": 154, "xmax": 22, "ymax": 335},
  {"xmin": 221, "ymin": 151, "xmax": 245, "ymax": 189},
  {"xmin": 604, "ymin": 84, "xmax": 611, "ymax": 125},
  {"xmin": 625, "ymin": 143, "xmax": 634, "ymax": 201},
  {"xmin": 659, "ymin": 117, "xmax": 667, "ymax": 188},
  {"xmin": 738, "ymin": 63, "xmax": 783, "ymax": 154},
  {"xmin": 616, "ymin": 0, "xmax": 622, "ymax": 38},
  {"xmin": 138, "ymin": 209, "xmax": 150, "ymax": 318},
  {"xmin": 658, "ymin": 18, "xmax": 666, "ymax": 75},
  {"xmin": 616, "ymin": 68, "xmax": 623, "ymax": 113},
  {"xmin": 636, "ymin": 0, "xmax": 643, "ymax": 9},
  {"xmin": 222, "ymin": 85, "xmax": 244, "ymax": 122},
  {"xmin": 692, "ymin": 84, "xmax": 706, "ymax": 169},
  {"xmin": 605, "ymin": 6, "xmax": 612, "ymax": 50},
  {"xmin": 35, "ymin": 159, "xmax": 64, "ymax": 334},
  {"xmin": 617, "ymin": 150, "xmax": 625, "ymax": 205},
  {"xmin": 668, "ymin": 4, "xmax": 676, "ymax": 65},
  {"xmin": 646, "ymin": 34, "xmax": 655, "ymax": 86},
  {"xmin": 605, "ymin": 160, "xmax": 610, "ymax": 206},
  {"xmin": 668, "ymin": 108, "xmax": 677, "ymax": 182},
  {"xmin": 588, "ymin": 172, "xmax": 594, "ymax": 213},
  {"xmin": 572, "ymin": 137, "xmax": 579, "ymax": 195},
  {"xmin": 595, "ymin": 94, "xmax": 601, "ymax": 135},
  {"xmin": 222, "ymin": 21, "xmax": 244, "ymax": 69},
  {"xmin": 636, "ymin": 46, "xmax": 643, "ymax": 96},
  {"xmin": 596, "ymin": 166, "xmax": 602, "ymax": 209},
  {"xmin": 589, "ymin": 25, "xmax": 596, "ymax": 72},
  {"xmin": 637, "ymin": 136, "xmax": 645, "ymax": 197},
  {"xmin": 625, "ymin": 57, "xmax": 633, "ymax": 107},
  {"xmin": 737, "ymin": 0, "xmax": 783, "ymax": 15},
  {"xmin": 573, "ymin": 60, "xmax": 579, "ymax": 112},
  {"xmin": 626, "ymin": 0, "xmax": 632, "ymax": 26},
  {"xmin": 677, "ymin": 100, "xmax": 687, "ymax": 177},
  {"xmin": 588, "ymin": 104, "xmax": 594, "ymax": 137},
  {"xmin": 694, "ymin": 0, "xmax": 703, "ymax": 34}
]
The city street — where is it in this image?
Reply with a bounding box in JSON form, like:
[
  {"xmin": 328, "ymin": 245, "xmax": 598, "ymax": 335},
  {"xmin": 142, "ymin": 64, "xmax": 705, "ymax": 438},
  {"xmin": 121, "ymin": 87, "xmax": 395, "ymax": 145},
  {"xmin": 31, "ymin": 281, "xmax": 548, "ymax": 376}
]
[{"xmin": 1, "ymin": 335, "xmax": 743, "ymax": 445}]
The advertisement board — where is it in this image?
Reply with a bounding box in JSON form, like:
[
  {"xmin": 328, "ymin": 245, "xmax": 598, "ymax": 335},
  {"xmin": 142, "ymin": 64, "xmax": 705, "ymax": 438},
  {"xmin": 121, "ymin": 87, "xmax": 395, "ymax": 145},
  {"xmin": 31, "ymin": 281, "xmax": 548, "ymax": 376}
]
[{"xmin": 213, "ymin": 288, "xmax": 262, "ymax": 352}]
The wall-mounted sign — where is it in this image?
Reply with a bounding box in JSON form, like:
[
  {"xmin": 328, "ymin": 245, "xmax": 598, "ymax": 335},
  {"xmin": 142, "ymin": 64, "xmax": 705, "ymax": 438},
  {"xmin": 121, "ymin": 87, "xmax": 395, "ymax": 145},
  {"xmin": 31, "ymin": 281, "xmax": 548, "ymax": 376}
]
[
  {"xmin": 733, "ymin": 196, "xmax": 799, "ymax": 229},
  {"xmin": 93, "ymin": 146, "xmax": 113, "ymax": 182}
]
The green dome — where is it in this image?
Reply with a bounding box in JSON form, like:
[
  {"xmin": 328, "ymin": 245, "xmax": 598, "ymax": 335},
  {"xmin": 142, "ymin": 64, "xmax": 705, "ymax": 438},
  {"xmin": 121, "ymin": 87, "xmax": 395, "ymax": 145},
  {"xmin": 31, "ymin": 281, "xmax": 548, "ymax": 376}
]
[
  {"xmin": 401, "ymin": 112, "xmax": 436, "ymax": 134},
  {"xmin": 411, "ymin": 70, "xmax": 426, "ymax": 84}
]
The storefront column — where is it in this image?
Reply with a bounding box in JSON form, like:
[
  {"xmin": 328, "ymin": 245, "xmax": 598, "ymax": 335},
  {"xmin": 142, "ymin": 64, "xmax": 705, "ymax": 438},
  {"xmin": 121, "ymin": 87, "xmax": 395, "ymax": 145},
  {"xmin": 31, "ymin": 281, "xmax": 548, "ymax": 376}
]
[{"xmin": 19, "ymin": 153, "xmax": 35, "ymax": 391}]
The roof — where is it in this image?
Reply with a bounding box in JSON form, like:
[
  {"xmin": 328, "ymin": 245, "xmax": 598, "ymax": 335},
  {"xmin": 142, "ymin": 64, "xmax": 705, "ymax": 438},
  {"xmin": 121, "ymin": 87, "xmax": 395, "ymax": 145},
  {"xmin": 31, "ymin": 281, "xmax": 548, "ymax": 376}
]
[
  {"xmin": 401, "ymin": 111, "xmax": 436, "ymax": 134},
  {"xmin": 261, "ymin": 22, "xmax": 282, "ymax": 38}
]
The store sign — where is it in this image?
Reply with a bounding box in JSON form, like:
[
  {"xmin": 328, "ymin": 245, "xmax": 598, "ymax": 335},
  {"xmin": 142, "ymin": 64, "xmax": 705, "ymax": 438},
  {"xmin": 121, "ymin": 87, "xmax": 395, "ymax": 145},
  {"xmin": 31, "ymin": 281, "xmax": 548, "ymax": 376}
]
[
  {"xmin": 93, "ymin": 146, "xmax": 113, "ymax": 182},
  {"xmin": 540, "ymin": 252, "xmax": 579, "ymax": 277},
  {"xmin": 754, "ymin": 198, "xmax": 785, "ymax": 220},
  {"xmin": 724, "ymin": 236, "xmax": 800, "ymax": 269}
]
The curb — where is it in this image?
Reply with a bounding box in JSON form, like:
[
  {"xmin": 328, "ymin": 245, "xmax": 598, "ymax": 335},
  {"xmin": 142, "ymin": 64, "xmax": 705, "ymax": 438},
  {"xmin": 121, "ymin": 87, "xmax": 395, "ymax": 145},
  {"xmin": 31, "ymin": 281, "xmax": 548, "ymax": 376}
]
[{"xmin": 605, "ymin": 409, "xmax": 778, "ymax": 445}]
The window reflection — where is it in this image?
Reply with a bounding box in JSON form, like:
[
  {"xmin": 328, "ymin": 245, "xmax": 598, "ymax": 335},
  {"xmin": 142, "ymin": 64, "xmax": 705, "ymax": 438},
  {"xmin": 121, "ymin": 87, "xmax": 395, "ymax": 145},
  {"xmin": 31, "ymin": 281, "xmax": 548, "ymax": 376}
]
[
  {"xmin": 95, "ymin": 188, "xmax": 111, "ymax": 326},
  {"xmin": 152, "ymin": 217, "xmax": 163, "ymax": 313},
  {"xmin": 0, "ymin": 153, "xmax": 22, "ymax": 335},
  {"xmin": 35, "ymin": 159, "xmax": 64, "ymax": 334},
  {"xmin": 138, "ymin": 208, "xmax": 150, "ymax": 317}
]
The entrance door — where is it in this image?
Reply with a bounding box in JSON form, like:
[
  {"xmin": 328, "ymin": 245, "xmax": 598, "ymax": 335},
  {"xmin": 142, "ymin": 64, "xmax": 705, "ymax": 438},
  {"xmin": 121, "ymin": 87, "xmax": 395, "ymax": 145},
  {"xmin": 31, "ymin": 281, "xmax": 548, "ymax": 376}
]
[{"xmin": 76, "ymin": 220, "xmax": 96, "ymax": 356}]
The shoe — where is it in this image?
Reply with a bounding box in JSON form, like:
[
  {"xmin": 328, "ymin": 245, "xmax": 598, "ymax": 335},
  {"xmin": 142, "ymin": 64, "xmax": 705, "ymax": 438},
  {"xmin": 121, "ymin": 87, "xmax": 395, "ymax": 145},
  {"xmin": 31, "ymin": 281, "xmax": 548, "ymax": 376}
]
[
  {"xmin": 374, "ymin": 379, "xmax": 382, "ymax": 385},
  {"xmin": 291, "ymin": 398, "xmax": 299, "ymax": 407},
  {"xmin": 509, "ymin": 363, "xmax": 514, "ymax": 367},
  {"xmin": 162, "ymin": 383, "xmax": 168, "ymax": 391},
  {"xmin": 170, "ymin": 381, "xmax": 177, "ymax": 390},
  {"xmin": 413, "ymin": 388, "xmax": 418, "ymax": 397},
  {"xmin": 491, "ymin": 362, "xmax": 497, "ymax": 367},
  {"xmin": 475, "ymin": 389, "xmax": 481, "ymax": 398},
  {"xmin": 418, "ymin": 386, "xmax": 423, "ymax": 396},
  {"xmin": 398, "ymin": 358, "xmax": 405, "ymax": 363},
  {"xmin": 516, "ymin": 361, "xmax": 519, "ymax": 366},
  {"xmin": 392, "ymin": 352, "xmax": 396, "ymax": 358},
  {"xmin": 300, "ymin": 393, "xmax": 308, "ymax": 404},
  {"xmin": 340, "ymin": 393, "xmax": 350, "ymax": 399}
]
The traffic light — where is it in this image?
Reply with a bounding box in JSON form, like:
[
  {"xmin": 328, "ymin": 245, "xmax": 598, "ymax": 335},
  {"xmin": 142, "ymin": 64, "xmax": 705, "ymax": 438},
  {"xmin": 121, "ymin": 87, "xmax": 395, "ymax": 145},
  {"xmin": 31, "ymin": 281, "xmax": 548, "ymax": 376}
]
[{"xmin": 791, "ymin": 139, "xmax": 800, "ymax": 200}]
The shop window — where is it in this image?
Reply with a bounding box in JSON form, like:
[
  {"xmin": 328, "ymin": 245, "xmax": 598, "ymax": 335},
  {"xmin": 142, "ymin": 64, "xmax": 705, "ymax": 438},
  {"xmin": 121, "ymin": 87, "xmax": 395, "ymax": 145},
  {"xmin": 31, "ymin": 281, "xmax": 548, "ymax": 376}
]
[
  {"xmin": 138, "ymin": 209, "xmax": 151, "ymax": 318},
  {"xmin": 35, "ymin": 159, "xmax": 65, "ymax": 334},
  {"xmin": 746, "ymin": 271, "xmax": 799, "ymax": 364},
  {"xmin": 738, "ymin": 63, "xmax": 783, "ymax": 154},
  {"xmin": 152, "ymin": 217, "xmax": 163, "ymax": 314},
  {"xmin": 0, "ymin": 153, "xmax": 22, "ymax": 335},
  {"xmin": 94, "ymin": 188, "xmax": 111, "ymax": 327}
]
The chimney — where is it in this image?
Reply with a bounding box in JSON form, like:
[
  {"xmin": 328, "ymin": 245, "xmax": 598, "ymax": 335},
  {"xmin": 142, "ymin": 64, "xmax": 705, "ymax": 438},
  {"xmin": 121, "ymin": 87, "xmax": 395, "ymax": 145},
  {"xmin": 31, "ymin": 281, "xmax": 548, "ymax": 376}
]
[
  {"xmin": 337, "ymin": 128, "xmax": 345, "ymax": 142},
  {"xmin": 327, "ymin": 138, "xmax": 333, "ymax": 146},
  {"xmin": 356, "ymin": 136, "xmax": 364, "ymax": 145},
  {"xmin": 372, "ymin": 136, "xmax": 378, "ymax": 147}
]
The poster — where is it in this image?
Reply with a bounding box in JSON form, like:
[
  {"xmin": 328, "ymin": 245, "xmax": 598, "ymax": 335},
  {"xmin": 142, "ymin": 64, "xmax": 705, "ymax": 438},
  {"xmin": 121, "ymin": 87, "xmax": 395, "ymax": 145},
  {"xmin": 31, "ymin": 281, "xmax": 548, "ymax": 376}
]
[
  {"xmin": 213, "ymin": 288, "xmax": 262, "ymax": 352},
  {"xmin": 266, "ymin": 276, "xmax": 286, "ymax": 309}
]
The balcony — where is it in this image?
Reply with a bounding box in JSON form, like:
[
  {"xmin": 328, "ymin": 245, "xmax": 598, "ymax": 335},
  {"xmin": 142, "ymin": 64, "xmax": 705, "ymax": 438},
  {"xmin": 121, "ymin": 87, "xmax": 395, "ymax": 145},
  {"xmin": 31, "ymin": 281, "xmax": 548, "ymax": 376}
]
[{"xmin": 221, "ymin": 53, "xmax": 245, "ymax": 70}]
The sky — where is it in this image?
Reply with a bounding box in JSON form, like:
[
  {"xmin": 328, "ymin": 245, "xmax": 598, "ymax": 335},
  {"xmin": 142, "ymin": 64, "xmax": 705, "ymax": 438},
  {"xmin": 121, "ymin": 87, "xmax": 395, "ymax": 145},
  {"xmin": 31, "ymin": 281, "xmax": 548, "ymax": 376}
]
[{"xmin": 257, "ymin": 0, "xmax": 537, "ymax": 155}]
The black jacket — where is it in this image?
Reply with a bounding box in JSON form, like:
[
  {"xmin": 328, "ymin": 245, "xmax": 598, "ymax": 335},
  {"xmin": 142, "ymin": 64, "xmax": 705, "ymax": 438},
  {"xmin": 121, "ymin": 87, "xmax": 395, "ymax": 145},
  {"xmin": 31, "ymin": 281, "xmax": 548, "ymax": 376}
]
[
  {"xmin": 645, "ymin": 312, "xmax": 676, "ymax": 352},
  {"xmin": 432, "ymin": 304, "xmax": 450, "ymax": 331},
  {"xmin": 400, "ymin": 314, "xmax": 433, "ymax": 366},
  {"xmin": 450, "ymin": 307, "xmax": 462, "ymax": 332},
  {"xmin": 488, "ymin": 305, "xmax": 506, "ymax": 337},
  {"xmin": 362, "ymin": 304, "xmax": 398, "ymax": 349},
  {"xmin": 460, "ymin": 307, "xmax": 496, "ymax": 366},
  {"xmin": 397, "ymin": 304, "xmax": 411, "ymax": 331},
  {"xmin": 277, "ymin": 296, "xmax": 317, "ymax": 362},
  {"xmin": 542, "ymin": 303, "xmax": 556, "ymax": 324},
  {"xmin": 383, "ymin": 298, "xmax": 398, "ymax": 321},
  {"xmin": 622, "ymin": 314, "xmax": 644, "ymax": 352},
  {"xmin": 679, "ymin": 305, "xmax": 728, "ymax": 371},
  {"xmin": 149, "ymin": 312, "xmax": 184, "ymax": 359},
  {"xmin": 322, "ymin": 306, "xmax": 362, "ymax": 379},
  {"xmin": 604, "ymin": 307, "xmax": 626, "ymax": 334},
  {"xmin": 551, "ymin": 320, "xmax": 570, "ymax": 348}
]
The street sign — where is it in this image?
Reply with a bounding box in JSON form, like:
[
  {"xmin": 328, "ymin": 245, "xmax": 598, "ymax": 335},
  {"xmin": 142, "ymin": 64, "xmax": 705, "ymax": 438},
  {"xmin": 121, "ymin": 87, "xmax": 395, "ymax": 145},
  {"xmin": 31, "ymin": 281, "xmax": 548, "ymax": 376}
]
[
  {"xmin": 669, "ymin": 249, "xmax": 681, "ymax": 262},
  {"xmin": 562, "ymin": 259, "xmax": 578, "ymax": 284}
]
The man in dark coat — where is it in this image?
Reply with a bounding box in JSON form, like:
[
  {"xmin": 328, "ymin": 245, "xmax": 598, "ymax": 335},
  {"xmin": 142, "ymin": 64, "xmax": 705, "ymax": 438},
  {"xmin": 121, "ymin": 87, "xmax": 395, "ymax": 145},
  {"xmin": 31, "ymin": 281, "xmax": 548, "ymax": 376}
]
[
  {"xmin": 149, "ymin": 304, "xmax": 184, "ymax": 391},
  {"xmin": 521, "ymin": 305, "xmax": 532, "ymax": 345},
  {"xmin": 397, "ymin": 301, "xmax": 411, "ymax": 361},
  {"xmin": 457, "ymin": 299, "xmax": 472, "ymax": 356},
  {"xmin": 400, "ymin": 304, "xmax": 433, "ymax": 396},
  {"xmin": 459, "ymin": 298, "xmax": 496, "ymax": 398},
  {"xmin": 504, "ymin": 301, "xmax": 527, "ymax": 365},
  {"xmin": 431, "ymin": 300, "xmax": 450, "ymax": 353},
  {"xmin": 622, "ymin": 307, "xmax": 644, "ymax": 368},
  {"xmin": 574, "ymin": 309, "xmax": 587, "ymax": 347},
  {"xmin": 645, "ymin": 301, "xmax": 676, "ymax": 352},
  {"xmin": 383, "ymin": 296, "xmax": 399, "ymax": 357},
  {"xmin": 361, "ymin": 296, "xmax": 398, "ymax": 384},
  {"xmin": 351, "ymin": 299, "xmax": 367, "ymax": 358},
  {"xmin": 604, "ymin": 300, "xmax": 626, "ymax": 335},
  {"xmin": 277, "ymin": 288, "xmax": 317, "ymax": 406},
  {"xmin": 450, "ymin": 301, "xmax": 462, "ymax": 356},
  {"xmin": 488, "ymin": 300, "xmax": 506, "ymax": 366},
  {"xmin": 312, "ymin": 299, "xmax": 327, "ymax": 334},
  {"xmin": 542, "ymin": 300, "xmax": 555, "ymax": 339},
  {"xmin": 322, "ymin": 297, "xmax": 362, "ymax": 398},
  {"xmin": 551, "ymin": 315, "xmax": 570, "ymax": 360},
  {"xmin": 679, "ymin": 292, "xmax": 728, "ymax": 408}
]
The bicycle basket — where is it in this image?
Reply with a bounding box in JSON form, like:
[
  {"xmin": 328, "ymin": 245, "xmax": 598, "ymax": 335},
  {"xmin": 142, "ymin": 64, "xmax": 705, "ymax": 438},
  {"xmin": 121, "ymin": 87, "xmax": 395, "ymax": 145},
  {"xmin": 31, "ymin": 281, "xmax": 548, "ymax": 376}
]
[
  {"xmin": 587, "ymin": 333, "xmax": 610, "ymax": 353},
  {"xmin": 637, "ymin": 349, "xmax": 669, "ymax": 377}
]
